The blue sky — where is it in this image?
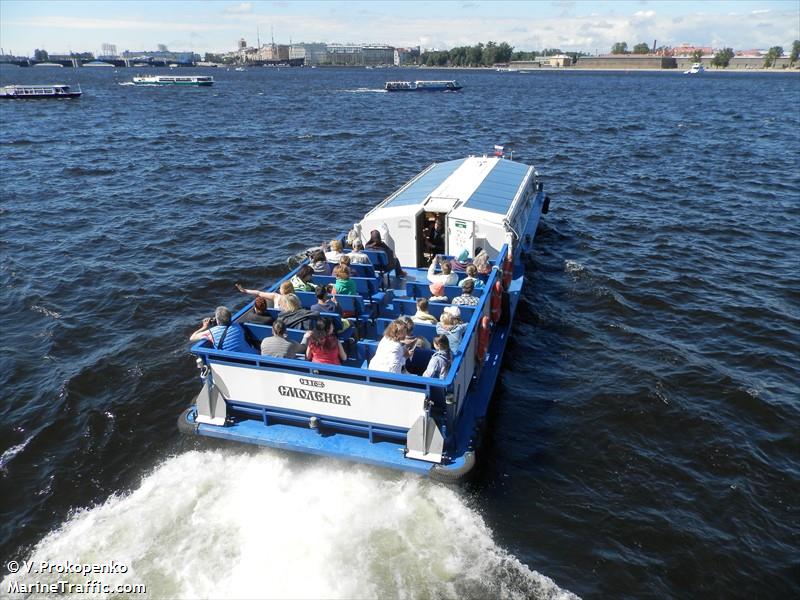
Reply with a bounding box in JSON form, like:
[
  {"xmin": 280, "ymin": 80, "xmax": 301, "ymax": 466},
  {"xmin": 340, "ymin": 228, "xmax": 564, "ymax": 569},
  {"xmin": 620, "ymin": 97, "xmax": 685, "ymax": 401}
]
[{"xmin": 1, "ymin": 1, "xmax": 797, "ymax": 56}]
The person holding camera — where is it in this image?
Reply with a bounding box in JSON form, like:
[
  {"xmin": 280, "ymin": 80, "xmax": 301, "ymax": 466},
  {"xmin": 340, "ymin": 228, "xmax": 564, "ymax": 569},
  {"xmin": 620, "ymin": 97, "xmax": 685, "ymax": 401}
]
[
  {"xmin": 189, "ymin": 306, "xmax": 247, "ymax": 352},
  {"xmin": 427, "ymin": 255, "xmax": 459, "ymax": 286}
]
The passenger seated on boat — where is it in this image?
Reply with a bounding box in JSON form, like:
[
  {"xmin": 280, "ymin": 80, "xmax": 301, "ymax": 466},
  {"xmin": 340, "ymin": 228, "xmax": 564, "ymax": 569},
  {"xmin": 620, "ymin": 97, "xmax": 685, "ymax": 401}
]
[
  {"xmin": 427, "ymin": 255, "xmax": 458, "ymax": 286},
  {"xmin": 331, "ymin": 254, "xmax": 351, "ymax": 278},
  {"xmin": 308, "ymin": 249, "xmax": 328, "ymax": 274},
  {"xmin": 261, "ymin": 318, "xmax": 306, "ymax": 358},
  {"xmin": 306, "ymin": 317, "xmax": 347, "ymax": 365},
  {"xmin": 450, "ymin": 249, "xmax": 472, "ymax": 273},
  {"xmin": 368, "ymin": 319, "xmax": 411, "ymax": 374},
  {"xmin": 452, "ymin": 280, "xmax": 480, "ymax": 307},
  {"xmin": 236, "ymin": 280, "xmax": 295, "ymax": 311},
  {"xmin": 366, "ymin": 230, "xmax": 407, "ymax": 278},
  {"xmin": 429, "ymin": 282, "xmax": 449, "ymax": 303},
  {"xmin": 324, "ymin": 239, "xmax": 344, "ymax": 262},
  {"xmin": 276, "ymin": 294, "xmax": 317, "ymax": 331},
  {"xmin": 473, "ymin": 248, "xmax": 491, "ymax": 276},
  {"xmin": 334, "ymin": 265, "xmax": 357, "ymax": 296},
  {"xmin": 310, "ymin": 284, "xmax": 352, "ymax": 332},
  {"xmin": 423, "ymin": 335, "xmax": 452, "ymax": 380},
  {"xmin": 400, "ymin": 316, "xmax": 431, "ymax": 351},
  {"xmin": 437, "ymin": 310, "xmax": 468, "ymax": 350},
  {"xmin": 459, "ymin": 265, "xmax": 485, "ymax": 290},
  {"xmin": 238, "ymin": 296, "xmax": 274, "ymax": 325},
  {"xmin": 290, "ymin": 265, "xmax": 317, "ymax": 292},
  {"xmin": 412, "ymin": 297, "xmax": 439, "ymax": 325},
  {"xmin": 189, "ymin": 306, "xmax": 247, "ymax": 352},
  {"xmin": 348, "ymin": 239, "xmax": 370, "ymax": 264}
]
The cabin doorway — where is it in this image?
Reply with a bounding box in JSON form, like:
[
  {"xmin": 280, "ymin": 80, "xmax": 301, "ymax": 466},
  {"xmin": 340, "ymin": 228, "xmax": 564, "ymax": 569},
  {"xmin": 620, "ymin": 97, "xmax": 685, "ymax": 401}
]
[{"xmin": 417, "ymin": 211, "xmax": 446, "ymax": 267}]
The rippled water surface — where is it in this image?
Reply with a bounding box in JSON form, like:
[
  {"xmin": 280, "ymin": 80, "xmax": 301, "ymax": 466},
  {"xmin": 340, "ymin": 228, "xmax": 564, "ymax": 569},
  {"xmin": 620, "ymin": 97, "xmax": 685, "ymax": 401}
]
[{"xmin": 1, "ymin": 66, "xmax": 798, "ymax": 598}]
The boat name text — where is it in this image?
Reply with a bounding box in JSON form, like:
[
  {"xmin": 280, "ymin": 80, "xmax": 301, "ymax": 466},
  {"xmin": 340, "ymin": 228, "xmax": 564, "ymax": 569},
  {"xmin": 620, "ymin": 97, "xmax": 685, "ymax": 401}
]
[{"xmin": 278, "ymin": 386, "xmax": 351, "ymax": 406}]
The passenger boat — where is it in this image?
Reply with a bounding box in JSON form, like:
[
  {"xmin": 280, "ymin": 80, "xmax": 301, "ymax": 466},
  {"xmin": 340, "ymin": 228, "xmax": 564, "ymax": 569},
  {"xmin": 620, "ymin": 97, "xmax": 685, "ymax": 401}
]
[
  {"xmin": 131, "ymin": 75, "xmax": 214, "ymax": 86},
  {"xmin": 684, "ymin": 63, "xmax": 705, "ymax": 74},
  {"xmin": 0, "ymin": 84, "xmax": 82, "ymax": 99},
  {"xmin": 385, "ymin": 80, "xmax": 462, "ymax": 92},
  {"xmin": 178, "ymin": 154, "xmax": 550, "ymax": 480}
]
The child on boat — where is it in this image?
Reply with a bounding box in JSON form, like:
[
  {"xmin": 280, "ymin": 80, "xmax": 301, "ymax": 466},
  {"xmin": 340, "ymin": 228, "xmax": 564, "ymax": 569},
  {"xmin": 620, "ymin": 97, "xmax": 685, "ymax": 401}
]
[
  {"xmin": 334, "ymin": 265, "xmax": 357, "ymax": 295},
  {"xmin": 423, "ymin": 334, "xmax": 452, "ymax": 379}
]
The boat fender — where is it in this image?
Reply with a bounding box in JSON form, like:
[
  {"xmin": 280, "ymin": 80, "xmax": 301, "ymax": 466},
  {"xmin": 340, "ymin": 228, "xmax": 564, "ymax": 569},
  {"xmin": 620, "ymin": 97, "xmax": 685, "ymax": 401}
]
[
  {"xmin": 502, "ymin": 256, "xmax": 514, "ymax": 289},
  {"xmin": 542, "ymin": 195, "xmax": 551, "ymax": 214},
  {"xmin": 491, "ymin": 281, "xmax": 503, "ymax": 323},
  {"xmin": 177, "ymin": 407, "xmax": 199, "ymax": 435},
  {"xmin": 430, "ymin": 451, "xmax": 476, "ymax": 482},
  {"xmin": 476, "ymin": 316, "xmax": 491, "ymax": 362}
]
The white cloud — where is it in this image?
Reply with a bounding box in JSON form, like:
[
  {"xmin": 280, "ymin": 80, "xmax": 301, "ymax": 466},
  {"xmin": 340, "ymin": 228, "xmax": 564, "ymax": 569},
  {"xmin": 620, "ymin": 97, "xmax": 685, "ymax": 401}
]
[
  {"xmin": 4, "ymin": 16, "xmax": 232, "ymax": 33},
  {"xmin": 224, "ymin": 3, "xmax": 253, "ymax": 15}
]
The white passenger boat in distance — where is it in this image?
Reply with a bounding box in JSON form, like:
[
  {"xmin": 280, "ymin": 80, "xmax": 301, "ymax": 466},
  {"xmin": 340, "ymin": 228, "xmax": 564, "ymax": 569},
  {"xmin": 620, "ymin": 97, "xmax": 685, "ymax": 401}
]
[
  {"xmin": 0, "ymin": 84, "xmax": 82, "ymax": 99},
  {"xmin": 178, "ymin": 152, "xmax": 551, "ymax": 480},
  {"xmin": 684, "ymin": 63, "xmax": 705, "ymax": 74},
  {"xmin": 385, "ymin": 80, "xmax": 462, "ymax": 92},
  {"xmin": 131, "ymin": 75, "xmax": 214, "ymax": 86}
]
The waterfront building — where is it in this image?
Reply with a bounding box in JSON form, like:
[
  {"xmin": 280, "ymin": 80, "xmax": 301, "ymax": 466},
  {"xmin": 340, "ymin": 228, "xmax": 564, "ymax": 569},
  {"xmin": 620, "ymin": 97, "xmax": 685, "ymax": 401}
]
[
  {"xmin": 578, "ymin": 55, "xmax": 677, "ymax": 69},
  {"xmin": 290, "ymin": 43, "xmax": 327, "ymax": 66},
  {"xmin": 256, "ymin": 43, "xmax": 290, "ymax": 62},
  {"xmin": 326, "ymin": 44, "xmax": 394, "ymax": 66},
  {"xmin": 394, "ymin": 47, "xmax": 420, "ymax": 66},
  {"xmin": 547, "ymin": 55, "xmax": 572, "ymax": 67}
]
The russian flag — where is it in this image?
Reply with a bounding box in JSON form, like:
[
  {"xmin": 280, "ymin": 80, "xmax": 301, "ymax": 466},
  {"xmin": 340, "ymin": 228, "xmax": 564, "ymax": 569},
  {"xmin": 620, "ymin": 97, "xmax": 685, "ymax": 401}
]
[{"xmin": 493, "ymin": 144, "xmax": 504, "ymax": 156}]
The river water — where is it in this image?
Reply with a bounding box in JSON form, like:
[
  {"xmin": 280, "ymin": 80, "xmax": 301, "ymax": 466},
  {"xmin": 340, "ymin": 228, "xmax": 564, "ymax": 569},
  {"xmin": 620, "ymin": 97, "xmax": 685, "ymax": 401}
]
[{"xmin": 1, "ymin": 65, "xmax": 798, "ymax": 598}]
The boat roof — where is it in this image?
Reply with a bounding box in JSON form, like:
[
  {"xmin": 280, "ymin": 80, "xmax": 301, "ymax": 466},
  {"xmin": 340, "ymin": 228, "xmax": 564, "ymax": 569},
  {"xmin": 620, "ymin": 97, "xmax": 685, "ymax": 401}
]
[{"xmin": 367, "ymin": 156, "xmax": 533, "ymax": 222}]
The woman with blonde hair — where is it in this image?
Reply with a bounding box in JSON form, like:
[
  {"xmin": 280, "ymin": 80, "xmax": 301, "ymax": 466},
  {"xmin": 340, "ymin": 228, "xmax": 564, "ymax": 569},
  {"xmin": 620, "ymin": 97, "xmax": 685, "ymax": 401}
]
[
  {"xmin": 236, "ymin": 280, "xmax": 295, "ymax": 311},
  {"xmin": 436, "ymin": 310, "xmax": 468, "ymax": 350},
  {"xmin": 472, "ymin": 248, "xmax": 491, "ymax": 276},
  {"xmin": 325, "ymin": 239, "xmax": 344, "ymax": 262}
]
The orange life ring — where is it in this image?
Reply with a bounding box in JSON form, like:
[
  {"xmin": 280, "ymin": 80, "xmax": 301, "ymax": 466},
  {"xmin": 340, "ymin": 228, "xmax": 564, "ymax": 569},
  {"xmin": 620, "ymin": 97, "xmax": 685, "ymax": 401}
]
[
  {"xmin": 491, "ymin": 281, "xmax": 503, "ymax": 323},
  {"xmin": 502, "ymin": 256, "xmax": 514, "ymax": 289},
  {"xmin": 476, "ymin": 316, "xmax": 491, "ymax": 362}
]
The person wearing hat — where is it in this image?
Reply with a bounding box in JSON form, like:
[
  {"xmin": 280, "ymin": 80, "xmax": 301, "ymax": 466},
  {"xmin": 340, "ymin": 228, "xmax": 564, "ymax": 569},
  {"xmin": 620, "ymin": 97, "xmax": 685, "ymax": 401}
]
[
  {"xmin": 450, "ymin": 249, "xmax": 472, "ymax": 273},
  {"xmin": 429, "ymin": 281, "xmax": 449, "ymax": 302}
]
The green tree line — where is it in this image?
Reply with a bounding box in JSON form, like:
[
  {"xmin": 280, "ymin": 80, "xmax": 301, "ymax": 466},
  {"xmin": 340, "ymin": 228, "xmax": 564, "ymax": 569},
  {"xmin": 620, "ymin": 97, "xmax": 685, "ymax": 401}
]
[{"xmin": 419, "ymin": 42, "xmax": 588, "ymax": 66}]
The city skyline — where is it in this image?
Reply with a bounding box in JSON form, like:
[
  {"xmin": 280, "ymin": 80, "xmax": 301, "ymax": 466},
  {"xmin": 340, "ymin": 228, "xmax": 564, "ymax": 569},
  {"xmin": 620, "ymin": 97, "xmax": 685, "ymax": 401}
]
[{"xmin": 1, "ymin": 0, "xmax": 798, "ymax": 57}]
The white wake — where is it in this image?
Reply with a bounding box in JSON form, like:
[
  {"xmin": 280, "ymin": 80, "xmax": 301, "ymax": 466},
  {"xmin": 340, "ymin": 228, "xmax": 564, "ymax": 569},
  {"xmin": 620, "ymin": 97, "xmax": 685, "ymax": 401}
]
[{"xmin": 3, "ymin": 449, "xmax": 577, "ymax": 599}]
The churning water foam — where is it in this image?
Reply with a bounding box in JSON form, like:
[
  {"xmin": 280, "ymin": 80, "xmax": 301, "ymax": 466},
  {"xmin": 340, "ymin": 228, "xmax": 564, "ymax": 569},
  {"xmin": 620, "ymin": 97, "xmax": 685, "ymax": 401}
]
[{"xmin": 3, "ymin": 449, "xmax": 576, "ymax": 599}]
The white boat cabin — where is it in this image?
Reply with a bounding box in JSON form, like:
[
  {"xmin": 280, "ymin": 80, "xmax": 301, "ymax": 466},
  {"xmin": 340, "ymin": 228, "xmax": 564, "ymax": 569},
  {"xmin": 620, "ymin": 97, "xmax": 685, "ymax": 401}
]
[{"xmin": 356, "ymin": 156, "xmax": 539, "ymax": 268}]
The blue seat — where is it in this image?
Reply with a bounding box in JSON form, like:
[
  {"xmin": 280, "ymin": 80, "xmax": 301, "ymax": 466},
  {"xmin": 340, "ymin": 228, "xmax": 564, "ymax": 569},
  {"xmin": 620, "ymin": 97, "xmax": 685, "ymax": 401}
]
[
  {"xmin": 389, "ymin": 298, "xmax": 476, "ymax": 322},
  {"xmin": 356, "ymin": 340, "xmax": 379, "ymax": 364},
  {"xmin": 376, "ymin": 317, "xmax": 437, "ymax": 343},
  {"xmin": 329, "ymin": 262, "xmax": 376, "ymax": 278},
  {"xmin": 407, "ymin": 348, "xmax": 434, "ymax": 375},
  {"xmin": 405, "ymin": 281, "xmax": 483, "ymax": 301},
  {"xmin": 243, "ymin": 323, "xmax": 307, "ymax": 344},
  {"xmin": 363, "ymin": 249, "xmax": 391, "ymax": 289}
]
